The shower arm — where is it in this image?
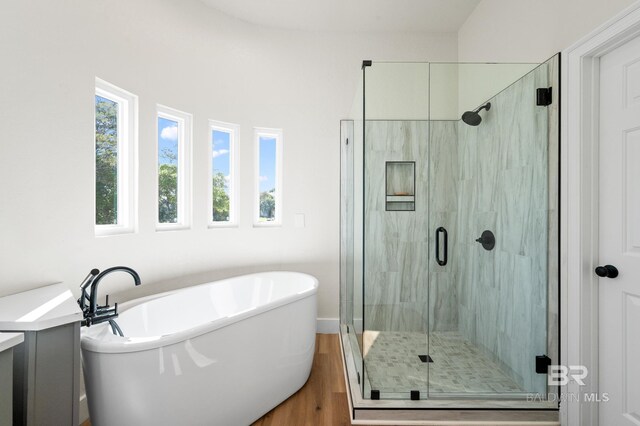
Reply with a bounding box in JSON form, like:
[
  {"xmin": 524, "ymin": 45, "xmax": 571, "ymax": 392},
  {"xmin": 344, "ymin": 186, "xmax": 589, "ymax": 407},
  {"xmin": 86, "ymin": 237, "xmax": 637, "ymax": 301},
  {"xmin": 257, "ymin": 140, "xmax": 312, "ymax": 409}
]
[{"xmin": 475, "ymin": 102, "xmax": 491, "ymax": 113}]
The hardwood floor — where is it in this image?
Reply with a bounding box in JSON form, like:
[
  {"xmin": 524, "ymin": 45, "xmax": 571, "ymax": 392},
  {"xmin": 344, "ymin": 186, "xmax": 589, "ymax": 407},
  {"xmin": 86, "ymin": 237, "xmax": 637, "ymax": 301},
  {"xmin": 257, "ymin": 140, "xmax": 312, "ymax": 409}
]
[{"xmin": 81, "ymin": 334, "xmax": 354, "ymax": 426}]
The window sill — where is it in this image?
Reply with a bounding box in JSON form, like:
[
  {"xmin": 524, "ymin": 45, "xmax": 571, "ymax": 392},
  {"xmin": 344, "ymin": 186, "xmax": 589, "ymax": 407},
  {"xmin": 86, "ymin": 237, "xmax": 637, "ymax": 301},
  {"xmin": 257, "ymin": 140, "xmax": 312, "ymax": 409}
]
[
  {"xmin": 95, "ymin": 225, "xmax": 136, "ymax": 237},
  {"xmin": 208, "ymin": 222, "xmax": 238, "ymax": 229},
  {"xmin": 253, "ymin": 221, "xmax": 282, "ymax": 228},
  {"xmin": 156, "ymin": 224, "xmax": 190, "ymax": 232}
]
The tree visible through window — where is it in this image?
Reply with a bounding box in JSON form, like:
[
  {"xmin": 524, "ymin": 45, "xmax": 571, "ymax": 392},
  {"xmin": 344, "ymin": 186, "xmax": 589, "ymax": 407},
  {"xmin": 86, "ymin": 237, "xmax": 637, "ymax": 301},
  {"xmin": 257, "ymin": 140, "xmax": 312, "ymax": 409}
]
[
  {"xmin": 211, "ymin": 130, "xmax": 230, "ymax": 222},
  {"xmin": 95, "ymin": 95, "xmax": 118, "ymax": 225},
  {"xmin": 158, "ymin": 117, "xmax": 179, "ymax": 224},
  {"xmin": 258, "ymin": 136, "xmax": 277, "ymax": 222},
  {"xmin": 95, "ymin": 79, "xmax": 136, "ymax": 235}
]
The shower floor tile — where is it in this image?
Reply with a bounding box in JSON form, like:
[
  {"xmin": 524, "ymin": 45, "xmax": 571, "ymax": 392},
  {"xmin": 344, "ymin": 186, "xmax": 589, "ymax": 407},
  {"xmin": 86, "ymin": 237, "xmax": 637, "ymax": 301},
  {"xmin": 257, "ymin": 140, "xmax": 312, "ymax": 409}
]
[{"xmin": 363, "ymin": 331, "xmax": 523, "ymax": 394}]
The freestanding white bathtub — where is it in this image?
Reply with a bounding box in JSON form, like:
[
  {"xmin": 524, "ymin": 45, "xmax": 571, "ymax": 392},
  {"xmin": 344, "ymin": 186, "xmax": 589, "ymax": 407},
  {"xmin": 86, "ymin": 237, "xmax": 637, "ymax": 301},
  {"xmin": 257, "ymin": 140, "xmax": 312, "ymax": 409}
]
[{"xmin": 81, "ymin": 271, "xmax": 318, "ymax": 426}]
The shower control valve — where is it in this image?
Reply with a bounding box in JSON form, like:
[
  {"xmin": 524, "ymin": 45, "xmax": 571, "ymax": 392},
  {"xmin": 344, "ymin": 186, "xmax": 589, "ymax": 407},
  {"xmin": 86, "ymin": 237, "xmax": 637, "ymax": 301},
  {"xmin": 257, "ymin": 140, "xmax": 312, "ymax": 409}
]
[{"xmin": 475, "ymin": 230, "xmax": 495, "ymax": 251}]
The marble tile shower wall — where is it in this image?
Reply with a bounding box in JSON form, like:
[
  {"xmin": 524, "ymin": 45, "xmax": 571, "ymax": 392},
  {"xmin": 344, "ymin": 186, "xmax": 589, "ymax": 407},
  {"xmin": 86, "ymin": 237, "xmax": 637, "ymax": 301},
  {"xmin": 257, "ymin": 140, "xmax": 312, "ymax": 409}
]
[
  {"xmin": 428, "ymin": 121, "xmax": 460, "ymax": 332},
  {"xmin": 364, "ymin": 121, "xmax": 458, "ymax": 333},
  {"xmin": 364, "ymin": 121, "xmax": 428, "ymax": 332},
  {"xmin": 455, "ymin": 64, "xmax": 550, "ymax": 392}
]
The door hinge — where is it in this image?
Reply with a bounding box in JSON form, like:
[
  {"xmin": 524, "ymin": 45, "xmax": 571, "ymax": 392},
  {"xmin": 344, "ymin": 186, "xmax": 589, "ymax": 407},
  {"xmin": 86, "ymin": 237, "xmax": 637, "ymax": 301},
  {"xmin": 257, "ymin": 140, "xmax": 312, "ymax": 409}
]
[
  {"xmin": 346, "ymin": 325, "xmax": 350, "ymax": 333},
  {"xmin": 536, "ymin": 87, "xmax": 552, "ymax": 106},
  {"xmin": 357, "ymin": 372, "xmax": 360, "ymax": 384},
  {"xmin": 536, "ymin": 355, "xmax": 552, "ymax": 374},
  {"xmin": 362, "ymin": 60, "xmax": 372, "ymax": 69}
]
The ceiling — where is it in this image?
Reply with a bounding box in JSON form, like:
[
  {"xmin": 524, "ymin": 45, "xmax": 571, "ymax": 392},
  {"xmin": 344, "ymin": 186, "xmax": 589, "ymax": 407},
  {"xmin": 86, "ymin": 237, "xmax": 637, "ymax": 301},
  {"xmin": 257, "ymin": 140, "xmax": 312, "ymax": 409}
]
[{"xmin": 199, "ymin": 0, "xmax": 481, "ymax": 33}]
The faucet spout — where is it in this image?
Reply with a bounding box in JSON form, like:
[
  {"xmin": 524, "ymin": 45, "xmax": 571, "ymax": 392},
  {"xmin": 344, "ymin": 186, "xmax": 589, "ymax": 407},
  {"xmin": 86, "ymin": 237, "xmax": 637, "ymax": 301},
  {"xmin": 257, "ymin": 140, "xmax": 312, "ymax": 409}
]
[{"xmin": 85, "ymin": 266, "xmax": 141, "ymax": 326}]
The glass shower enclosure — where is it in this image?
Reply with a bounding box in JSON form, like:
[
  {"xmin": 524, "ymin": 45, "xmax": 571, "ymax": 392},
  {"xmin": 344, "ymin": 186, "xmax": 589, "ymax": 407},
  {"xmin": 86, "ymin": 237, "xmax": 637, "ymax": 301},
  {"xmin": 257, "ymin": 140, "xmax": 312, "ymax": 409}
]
[{"xmin": 340, "ymin": 56, "xmax": 560, "ymax": 405}]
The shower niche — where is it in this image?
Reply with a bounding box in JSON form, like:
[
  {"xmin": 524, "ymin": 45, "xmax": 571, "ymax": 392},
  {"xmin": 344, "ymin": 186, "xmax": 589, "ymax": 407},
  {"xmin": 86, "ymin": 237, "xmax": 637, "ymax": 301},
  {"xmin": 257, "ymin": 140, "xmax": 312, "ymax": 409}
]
[
  {"xmin": 340, "ymin": 55, "xmax": 560, "ymax": 422},
  {"xmin": 385, "ymin": 161, "xmax": 415, "ymax": 211}
]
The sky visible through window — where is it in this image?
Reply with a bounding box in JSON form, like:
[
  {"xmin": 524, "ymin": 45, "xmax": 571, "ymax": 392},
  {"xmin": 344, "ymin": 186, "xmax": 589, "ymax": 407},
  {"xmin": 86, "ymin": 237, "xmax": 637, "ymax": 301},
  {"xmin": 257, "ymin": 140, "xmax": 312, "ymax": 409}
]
[
  {"xmin": 259, "ymin": 137, "xmax": 276, "ymax": 192},
  {"xmin": 212, "ymin": 130, "xmax": 230, "ymax": 184},
  {"xmin": 158, "ymin": 117, "xmax": 178, "ymax": 165},
  {"xmin": 212, "ymin": 130, "xmax": 231, "ymax": 222},
  {"xmin": 258, "ymin": 136, "xmax": 277, "ymax": 221},
  {"xmin": 158, "ymin": 117, "xmax": 179, "ymax": 224}
]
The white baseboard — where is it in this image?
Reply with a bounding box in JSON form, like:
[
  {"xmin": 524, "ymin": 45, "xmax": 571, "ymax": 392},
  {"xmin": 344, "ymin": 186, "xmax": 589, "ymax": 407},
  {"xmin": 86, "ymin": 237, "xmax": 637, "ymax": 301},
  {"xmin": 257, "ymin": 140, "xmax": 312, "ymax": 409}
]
[{"xmin": 316, "ymin": 318, "xmax": 339, "ymax": 334}]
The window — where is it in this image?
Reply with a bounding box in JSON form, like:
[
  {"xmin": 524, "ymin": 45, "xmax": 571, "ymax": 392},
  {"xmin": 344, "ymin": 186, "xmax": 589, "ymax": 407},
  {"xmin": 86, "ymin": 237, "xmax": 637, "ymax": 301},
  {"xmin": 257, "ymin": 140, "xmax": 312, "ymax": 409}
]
[
  {"xmin": 209, "ymin": 120, "xmax": 239, "ymax": 227},
  {"xmin": 157, "ymin": 105, "xmax": 192, "ymax": 230},
  {"xmin": 254, "ymin": 128, "xmax": 283, "ymax": 226},
  {"xmin": 94, "ymin": 78, "xmax": 137, "ymax": 236}
]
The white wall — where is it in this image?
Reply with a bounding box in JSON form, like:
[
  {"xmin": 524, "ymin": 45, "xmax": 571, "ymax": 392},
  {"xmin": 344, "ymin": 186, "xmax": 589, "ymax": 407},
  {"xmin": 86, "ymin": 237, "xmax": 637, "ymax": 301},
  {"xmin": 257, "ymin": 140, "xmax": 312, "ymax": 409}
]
[
  {"xmin": 458, "ymin": 0, "xmax": 636, "ymax": 62},
  {"xmin": 364, "ymin": 63, "xmax": 431, "ymax": 120},
  {"xmin": 456, "ymin": 63, "xmax": 538, "ymax": 116},
  {"xmin": 0, "ymin": 0, "xmax": 457, "ymax": 320}
]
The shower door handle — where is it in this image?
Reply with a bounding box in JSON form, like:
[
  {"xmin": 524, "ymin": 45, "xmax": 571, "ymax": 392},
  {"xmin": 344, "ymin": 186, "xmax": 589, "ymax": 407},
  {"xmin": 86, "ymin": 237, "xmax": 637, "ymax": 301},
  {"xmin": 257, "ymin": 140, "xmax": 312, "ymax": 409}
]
[{"xmin": 435, "ymin": 227, "xmax": 448, "ymax": 266}]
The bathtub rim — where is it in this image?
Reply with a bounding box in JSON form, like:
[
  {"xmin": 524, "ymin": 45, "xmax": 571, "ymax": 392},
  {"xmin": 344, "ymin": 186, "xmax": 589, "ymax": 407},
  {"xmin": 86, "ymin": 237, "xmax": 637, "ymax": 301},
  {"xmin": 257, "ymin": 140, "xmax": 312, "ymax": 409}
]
[{"xmin": 80, "ymin": 271, "xmax": 318, "ymax": 354}]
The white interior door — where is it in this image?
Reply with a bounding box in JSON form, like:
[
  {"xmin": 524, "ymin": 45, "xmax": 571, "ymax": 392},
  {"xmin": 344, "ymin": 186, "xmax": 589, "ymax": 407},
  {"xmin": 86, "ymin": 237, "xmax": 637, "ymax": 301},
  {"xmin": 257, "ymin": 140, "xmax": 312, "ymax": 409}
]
[{"xmin": 598, "ymin": 33, "xmax": 640, "ymax": 426}]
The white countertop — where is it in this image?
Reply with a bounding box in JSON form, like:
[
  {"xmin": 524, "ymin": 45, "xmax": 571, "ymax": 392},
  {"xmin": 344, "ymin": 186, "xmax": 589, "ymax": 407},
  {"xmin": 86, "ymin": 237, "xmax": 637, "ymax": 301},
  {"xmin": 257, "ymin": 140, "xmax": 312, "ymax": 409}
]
[
  {"xmin": 0, "ymin": 283, "xmax": 82, "ymax": 331},
  {"xmin": 0, "ymin": 332, "xmax": 24, "ymax": 352}
]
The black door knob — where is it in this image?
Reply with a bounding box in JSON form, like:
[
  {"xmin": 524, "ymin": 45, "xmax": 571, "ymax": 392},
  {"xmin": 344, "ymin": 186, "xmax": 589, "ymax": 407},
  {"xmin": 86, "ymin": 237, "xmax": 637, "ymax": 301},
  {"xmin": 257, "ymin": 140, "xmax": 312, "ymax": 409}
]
[{"xmin": 595, "ymin": 265, "xmax": 619, "ymax": 278}]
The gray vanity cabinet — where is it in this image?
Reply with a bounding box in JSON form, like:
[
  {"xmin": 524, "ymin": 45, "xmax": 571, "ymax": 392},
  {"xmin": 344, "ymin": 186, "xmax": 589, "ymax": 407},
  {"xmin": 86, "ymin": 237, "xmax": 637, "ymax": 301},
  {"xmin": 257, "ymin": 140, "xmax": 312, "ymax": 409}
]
[
  {"xmin": 0, "ymin": 283, "xmax": 82, "ymax": 426},
  {"xmin": 0, "ymin": 333, "xmax": 24, "ymax": 426}
]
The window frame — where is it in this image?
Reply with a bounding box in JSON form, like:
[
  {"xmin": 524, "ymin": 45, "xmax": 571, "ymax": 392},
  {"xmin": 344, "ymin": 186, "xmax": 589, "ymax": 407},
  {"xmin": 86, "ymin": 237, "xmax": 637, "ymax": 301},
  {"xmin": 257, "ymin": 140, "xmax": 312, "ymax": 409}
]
[
  {"xmin": 254, "ymin": 127, "xmax": 283, "ymax": 227},
  {"xmin": 208, "ymin": 120, "xmax": 239, "ymax": 228},
  {"xmin": 94, "ymin": 78, "xmax": 138, "ymax": 237},
  {"xmin": 155, "ymin": 104, "xmax": 192, "ymax": 231}
]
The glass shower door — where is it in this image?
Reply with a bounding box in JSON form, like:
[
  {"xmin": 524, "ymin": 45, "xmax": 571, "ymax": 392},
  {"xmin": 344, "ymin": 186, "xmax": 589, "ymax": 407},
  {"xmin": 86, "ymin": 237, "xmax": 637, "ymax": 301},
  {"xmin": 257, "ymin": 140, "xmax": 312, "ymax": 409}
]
[
  {"xmin": 340, "ymin": 118, "xmax": 367, "ymax": 395},
  {"xmin": 361, "ymin": 62, "xmax": 431, "ymax": 400},
  {"xmin": 427, "ymin": 62, "xmax": 550, "ymax": 398}
]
